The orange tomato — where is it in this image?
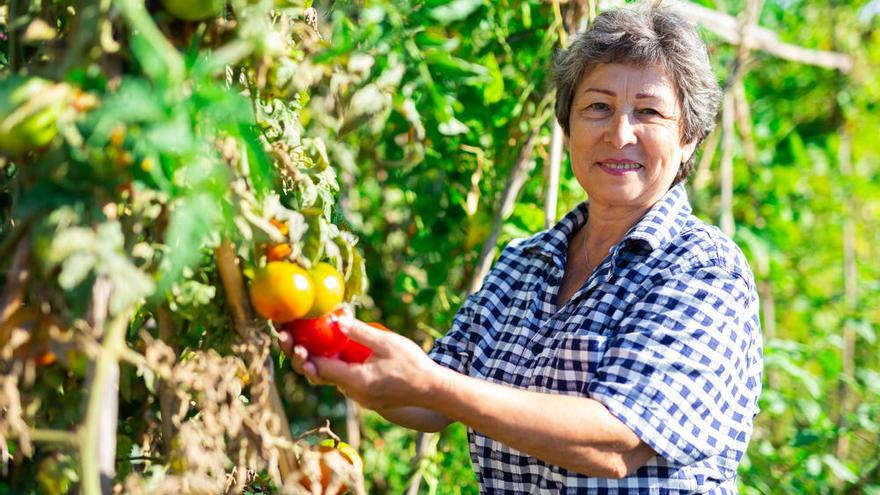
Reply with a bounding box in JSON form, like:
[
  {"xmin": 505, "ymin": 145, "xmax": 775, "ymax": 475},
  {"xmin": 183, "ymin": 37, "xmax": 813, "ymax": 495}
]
[
  {"xmin": 249, "ymin": 262, "xmax": 315, "ymax": 323},
  {"xmin": 265, "ymin": 243, "xmax": 292, "ymax": 262}
]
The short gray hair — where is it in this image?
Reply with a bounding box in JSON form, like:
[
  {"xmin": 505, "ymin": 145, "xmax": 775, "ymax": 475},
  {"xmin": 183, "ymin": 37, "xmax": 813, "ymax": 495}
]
[{"xmin": 552, "ymin": 5, "xmax": 721, "ymax": 184}]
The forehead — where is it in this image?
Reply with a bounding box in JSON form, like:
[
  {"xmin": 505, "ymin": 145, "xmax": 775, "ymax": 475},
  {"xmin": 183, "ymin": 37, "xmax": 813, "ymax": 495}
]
[{"xmin": 575, "ymin": 63, "xmax": 679, "ymax": 103}]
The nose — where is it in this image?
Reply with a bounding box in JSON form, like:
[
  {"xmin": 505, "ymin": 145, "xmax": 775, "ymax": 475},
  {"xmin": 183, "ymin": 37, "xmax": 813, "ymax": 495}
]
[{"xmin": 604, "ymin": 112, "xmax": 637, "ymax": 148}]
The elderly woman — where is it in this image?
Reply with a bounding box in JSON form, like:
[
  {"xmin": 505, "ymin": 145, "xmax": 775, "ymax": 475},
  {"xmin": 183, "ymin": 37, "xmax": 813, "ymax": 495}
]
[{"xmin": 294, "ymin": 4, "xmax": 762, "ymax": 492}]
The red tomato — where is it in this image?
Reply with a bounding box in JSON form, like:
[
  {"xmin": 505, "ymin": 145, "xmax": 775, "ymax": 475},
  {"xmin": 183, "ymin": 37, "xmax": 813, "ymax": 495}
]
[
  {"xmin": 282, "ymin": 308, "xmax": 348, "ymax": 357},
  {"xmin": 338, "ymin": 322, "xmax": 389, "ymax": 364}
]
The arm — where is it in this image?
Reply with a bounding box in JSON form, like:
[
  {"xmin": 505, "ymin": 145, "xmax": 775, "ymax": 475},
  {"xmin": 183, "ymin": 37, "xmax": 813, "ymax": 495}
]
[
  {"xmin": 315, "ymin": 319, "xmax": 655, "ymax": 478},
  {"xmin": 373, "ymin": 406, "xmax": 451, "ymax": 433},
  {"xmin": 426, "ymin": 364, "xmax": 655, "ymax": 478}
]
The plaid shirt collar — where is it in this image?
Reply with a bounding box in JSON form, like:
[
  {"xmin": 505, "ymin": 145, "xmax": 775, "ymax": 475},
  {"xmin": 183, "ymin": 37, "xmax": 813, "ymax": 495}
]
[{"xmin": 517, "ymin": 183, "xmax": 693, "ymax": 265}]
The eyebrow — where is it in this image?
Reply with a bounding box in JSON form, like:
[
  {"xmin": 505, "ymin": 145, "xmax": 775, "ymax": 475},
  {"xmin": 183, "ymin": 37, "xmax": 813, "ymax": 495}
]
[{"xmin": 582, "ymin": 88, "xmax": 661, "ymax": 100}]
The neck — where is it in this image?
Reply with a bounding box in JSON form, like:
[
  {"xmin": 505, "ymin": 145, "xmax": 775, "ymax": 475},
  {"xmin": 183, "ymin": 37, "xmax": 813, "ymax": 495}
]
[{"xmin": 580, "ymin": 199, "xmax": 654, "ymax": 260}]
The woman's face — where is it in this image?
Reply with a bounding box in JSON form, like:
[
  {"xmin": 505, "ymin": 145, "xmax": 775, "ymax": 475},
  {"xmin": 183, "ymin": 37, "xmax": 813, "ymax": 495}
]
[{"xmin": 566, "ymin": 63, "xmax": 696, "ymax": 210}]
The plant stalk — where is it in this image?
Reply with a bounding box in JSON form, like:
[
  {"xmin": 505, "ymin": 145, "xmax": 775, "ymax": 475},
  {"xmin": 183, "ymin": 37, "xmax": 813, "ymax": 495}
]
[{"xmin": 80, "ymin": 304, "xmax": 133, "ymax": 495}]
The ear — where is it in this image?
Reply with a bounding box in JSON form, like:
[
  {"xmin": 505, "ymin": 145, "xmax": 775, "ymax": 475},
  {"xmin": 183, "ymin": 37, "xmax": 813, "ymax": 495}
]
[{"xmin": 681, "ymin": 139, "xmax": 698, "ymax": 165}]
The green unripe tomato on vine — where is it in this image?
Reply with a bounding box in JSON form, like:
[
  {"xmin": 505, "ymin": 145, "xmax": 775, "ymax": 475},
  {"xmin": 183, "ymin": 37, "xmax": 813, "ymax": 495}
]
[
  {"xmin": 160, "ymin": 0, "xmax": 226, "ymax": 21},
  {"xmin": 0, "ymin": 77, "xmax": 65, "ymax": 157}
]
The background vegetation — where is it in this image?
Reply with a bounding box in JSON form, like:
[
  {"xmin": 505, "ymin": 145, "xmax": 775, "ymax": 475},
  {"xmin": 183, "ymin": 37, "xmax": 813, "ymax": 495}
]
[{"xmin": 1, "ymin": 0, "xmax": 878, "ymax": 493}]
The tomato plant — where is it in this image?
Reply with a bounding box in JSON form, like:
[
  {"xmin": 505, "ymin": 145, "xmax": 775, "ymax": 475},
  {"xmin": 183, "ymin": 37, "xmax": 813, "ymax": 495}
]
[{"xmin": 0, "ymin": 0, "xmax": 374, "ymax": 492}]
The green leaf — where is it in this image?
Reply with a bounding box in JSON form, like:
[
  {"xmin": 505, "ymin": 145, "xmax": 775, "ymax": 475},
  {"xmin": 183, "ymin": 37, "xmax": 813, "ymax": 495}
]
[
  {"xmin": 146, "ymin": 113, "xmax": 194, "ymax": 154},
  {"xmin": 59, "ymin": 252, "xmax": 97, "ymax": 289},
  {"xmin": 481, "ymin": 53, "xmax": 504, "ymax": 104},
  {"xmin": 852, "ymin": 318, "xmax": 876, "ymax": 344},
  {"xmin": 239, "ymin": 126, "xmax": 275, "ymax": 199},
  {"xmin": 822, "ymin": 455, "xmax": 858, "ymax": 484},
  {"xmin": 345, "ymin": 245, "xmax": 368, "ymax": 299},
  {"xmin": 159, "ymin": 194, "xmax": 222, "ymax": 294},
  {"xmin": 765, "ymin": 353, "xmax": 821, "ymax": 399},
  {"xmin": 301, "ymin": 210, "xmax": 326, "ymax": 263},
  {"xmin": 130, "ymin": 33, "xmax": 171, "ymax": 84},
  {"xmin": 424, "ymin": 50, "xmax": 489, "ymax": 78},
  {"xmin": 428, "ymin": 0, "xmax": 483, "ymax": 24}
]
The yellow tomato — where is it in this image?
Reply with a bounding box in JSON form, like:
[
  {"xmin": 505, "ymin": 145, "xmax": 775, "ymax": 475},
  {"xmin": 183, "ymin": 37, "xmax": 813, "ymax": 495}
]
[{"xmin": 305, "ymin": 262, "xmax": 345, "ymax": 318}]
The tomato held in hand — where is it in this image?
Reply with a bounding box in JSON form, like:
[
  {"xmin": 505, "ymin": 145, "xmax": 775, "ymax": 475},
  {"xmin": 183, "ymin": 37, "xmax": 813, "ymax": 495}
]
[
  {"xmin": 160, "ymin": 0, "xmax": 226, "ymax": 21},
  {"xmin": 282, "ymin": 308, "xmax": 348, "ymax": 357},
  {"xmin": 0, "ymin": 77, "xmax": 64, "ymax": 157},
  {"xmin": 249, "ymin": 262, "xmax": 315, "ymax": 323},
  {"xmin": 338, "ymin": 322, "xmax": 389, "ymax": 364},
  {"xmin": 305, "ymin": 262, "xmax": 345, "ymax": 318}
]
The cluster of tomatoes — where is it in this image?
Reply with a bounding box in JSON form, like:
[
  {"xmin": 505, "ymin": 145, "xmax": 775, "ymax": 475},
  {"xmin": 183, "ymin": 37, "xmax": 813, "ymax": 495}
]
[{"xmin": 249, "ymin": 246, "xmax": 382, "ymax": 364}]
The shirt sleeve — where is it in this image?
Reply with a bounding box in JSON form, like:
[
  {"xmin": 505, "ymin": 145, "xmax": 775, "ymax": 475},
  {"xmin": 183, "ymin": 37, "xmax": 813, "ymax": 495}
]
[
  {"xmin": 427, "ymin": 239, "xmax": 528, "ymax": 376},
  {"xmin": 427, "ymin": 291, "xmax": 480, "ymax": 375},
  {"xmin": 588, "ymin": 262, "xmax": 761, "ymax": 469}
]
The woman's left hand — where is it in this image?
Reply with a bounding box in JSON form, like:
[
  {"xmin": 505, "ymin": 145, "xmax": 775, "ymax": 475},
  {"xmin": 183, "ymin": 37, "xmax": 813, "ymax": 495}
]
[{"xmin": 310, "ymin": 316, "xmax": 440, "ymax": 411}]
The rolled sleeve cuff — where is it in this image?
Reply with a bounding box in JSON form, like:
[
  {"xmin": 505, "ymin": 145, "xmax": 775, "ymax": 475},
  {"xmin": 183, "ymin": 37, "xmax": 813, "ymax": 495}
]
[
  {"xmin": 428, "ymin": 344, "xmax": 468, "ymax": 375},
  {"xmin": 590, "ymin": 382, "xmax": 704, "ymax": 467}
]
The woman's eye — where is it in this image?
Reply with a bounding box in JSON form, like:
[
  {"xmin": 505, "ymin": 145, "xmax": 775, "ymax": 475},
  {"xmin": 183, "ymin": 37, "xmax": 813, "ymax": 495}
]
[
  {"xmin": 639, "ymin": 108, "xmax": 661, "ymax": 116},
  {"xmin": 586, "ymin": 102, "xmax": 610, "ymax": 111}
]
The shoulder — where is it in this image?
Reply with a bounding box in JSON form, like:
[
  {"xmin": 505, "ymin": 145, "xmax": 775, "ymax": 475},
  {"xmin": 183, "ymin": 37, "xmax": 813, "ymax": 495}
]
[
  {"xmin": 469, "ymin": 233, "xmax": 543, "ymax": 299},
  {"xmin": 616, "ymin": 215, "xmax": 757, "ymax": 305},
  {"xmin": 681, "ymin": 215, "xmax": 755, "ymax": 288},
  {"xmin": 493, "ymin": 230, "xmax": 554, "ymax": 271},
  {"xmin": 659, "ymin": 215, "xmax": 756, "ymax": 290}
]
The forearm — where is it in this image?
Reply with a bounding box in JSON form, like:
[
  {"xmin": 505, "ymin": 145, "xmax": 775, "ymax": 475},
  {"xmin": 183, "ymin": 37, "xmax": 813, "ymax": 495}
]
[
  {"xmin": 375, "ymin": 406, "xmax": 452, "ymax": 433},
  {"xmin": 419, "ymin": 364, "xmax": 653, "ymax": 478}
]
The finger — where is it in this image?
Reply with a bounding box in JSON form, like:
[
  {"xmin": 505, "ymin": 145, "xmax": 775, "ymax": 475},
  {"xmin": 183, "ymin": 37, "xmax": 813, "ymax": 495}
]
[
  {"xmin": 290, "ymin": 345, "xmax": 308, "ymax": 375},
  {"xmin": 336, "ymin": 316, "xmax": 394, "ymax": 354},
  {"xmin": 313, "ymin": 355, "xmax": 363, "ymax": 385},
  {"xmin": 302, "ymin": 360, "xmax": 329, "ymax": 385}
]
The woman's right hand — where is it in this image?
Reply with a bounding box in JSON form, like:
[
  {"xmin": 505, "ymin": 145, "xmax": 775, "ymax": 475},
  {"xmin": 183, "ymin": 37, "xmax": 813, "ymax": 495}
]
[
  {"xmin": 281, "ymin": 331, "xmax": 332, "ymax": 386},
  {"xmin": 282, "ymin": 322, "xmax": 452, "ymax": 433}
]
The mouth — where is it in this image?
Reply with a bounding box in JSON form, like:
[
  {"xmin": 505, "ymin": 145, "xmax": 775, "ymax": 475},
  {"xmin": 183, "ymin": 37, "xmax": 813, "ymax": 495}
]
[{"xmin": 596, "ymin": 160, "xmax": 643, "ymax": 172}]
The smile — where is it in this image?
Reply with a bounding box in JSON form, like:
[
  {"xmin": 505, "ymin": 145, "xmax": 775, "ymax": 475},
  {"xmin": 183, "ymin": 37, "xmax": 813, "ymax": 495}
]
[
  {"xmin": 597, "ymin": 161, "xmax": 643, "ymax": 174},
  {"xmin": 600, "ymin": 162, "xmax": 642, "ymax": 170}
]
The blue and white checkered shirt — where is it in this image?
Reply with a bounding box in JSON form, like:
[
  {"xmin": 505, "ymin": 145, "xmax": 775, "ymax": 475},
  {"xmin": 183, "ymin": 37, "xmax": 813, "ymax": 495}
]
[{"xmin": 429, "ymin": 184, "xmax": 763, "ymax": 493}]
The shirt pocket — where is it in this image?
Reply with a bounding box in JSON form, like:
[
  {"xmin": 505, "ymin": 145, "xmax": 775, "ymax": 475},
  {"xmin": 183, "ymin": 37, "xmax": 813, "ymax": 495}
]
[{"xmin": 528, "ymin": 333, "xmax": 608, "ymax": 396}]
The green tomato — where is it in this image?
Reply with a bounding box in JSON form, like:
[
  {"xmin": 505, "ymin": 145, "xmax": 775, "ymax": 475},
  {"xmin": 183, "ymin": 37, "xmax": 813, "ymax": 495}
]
[
  {"xmin": 160, "ymin": 0, "xmax": 226, "ymax": 21},
  {"xmin": 0, "ymin": 77, "xmax": 64, "ymax": 157}
]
